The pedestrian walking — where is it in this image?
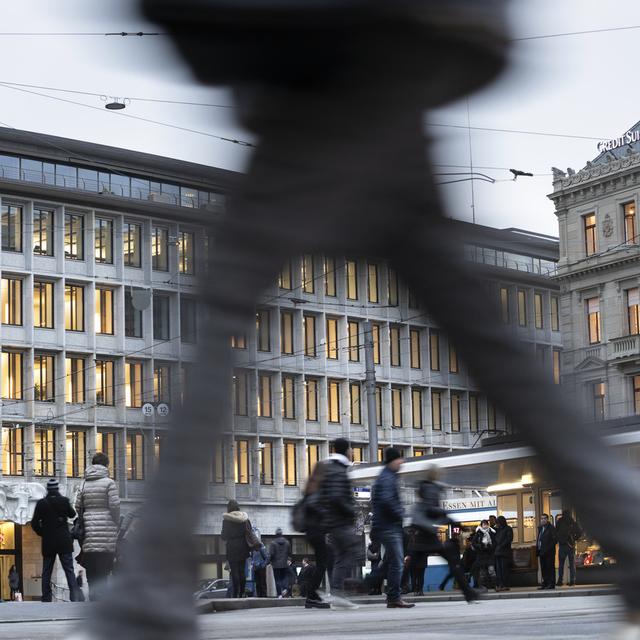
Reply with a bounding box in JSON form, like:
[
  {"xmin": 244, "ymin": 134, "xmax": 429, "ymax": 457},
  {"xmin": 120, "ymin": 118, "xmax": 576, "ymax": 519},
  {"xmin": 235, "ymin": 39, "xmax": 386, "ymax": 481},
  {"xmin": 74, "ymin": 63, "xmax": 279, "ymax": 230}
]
[
  {"xmin": 411, "ymin": 467, "xmax": 477, "ymax": 602},
  {"xmin": 269, "ymin": 528, "xmax": 291, "ymax": 597},
  {"xmin": 494, "ymin": 516, "xmax": 513, "ymax": 592},
  {"xmin": 298, "ymin": 558, "xmax": 314, "ymax": 599},
  {"xmin": 536, "ymin": 514, "xmax": 558, "ymax": 590},
  {"xmin": 76, "ymin": 453, "xmax": 120, "ymax": 601},
  {"xmin": 8, "ymin": 564, "xmax": 19, "ymax": 601},
  {"xmin": 366, "ymin": 541, "xmax": 382, "ymax": 595},
  {"xmin": 556, "ymin": 510, "xmax": 582, "ymax": 587},
  {"xmin": 369, "ymin": 448, "xmax": 414, "ymax": 609},
  {"xmin": 251, "ymin": 540, "xmax": 270, "ymax": 597},
  {"xmin": 221, "ymin": 500, "xmax": 254, "ymax": 598},
  {"xmin": 471, "ymin": 520, "xmax": 496, "ymax": 591},
  {"xmin": 31, "ymin": 478, "xmax": 80, "ymax": 602},
  {"xmin": 437, "ymin": 536, "xmax": 462, "ymax": 591}
]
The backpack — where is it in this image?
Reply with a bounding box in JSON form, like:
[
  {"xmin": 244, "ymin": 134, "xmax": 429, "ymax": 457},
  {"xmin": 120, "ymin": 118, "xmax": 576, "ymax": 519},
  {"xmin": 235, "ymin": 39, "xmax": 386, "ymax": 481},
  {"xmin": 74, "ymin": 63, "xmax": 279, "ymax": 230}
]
[{"xmin": 253, "ymin": 545, "xmax": 269, "ymax": 570}]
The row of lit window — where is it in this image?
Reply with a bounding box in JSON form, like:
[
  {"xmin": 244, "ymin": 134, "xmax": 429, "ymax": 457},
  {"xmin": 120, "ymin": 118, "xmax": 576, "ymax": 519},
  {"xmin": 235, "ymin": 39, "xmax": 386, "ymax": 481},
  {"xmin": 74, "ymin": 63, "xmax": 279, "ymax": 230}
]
[
  {"xmin": 0, "ymin": 277, "xmax": 197, "ymax": 342},
  {"xmin": 0, "ymin": 352, "xmax": 177, "ymax": 406},
  {"xmin": 499, "ymin": 287, "xmax": 560, "ymax": 330},
  {"xmin": 586, "ymin": 288, "xmax": 640, "ymax": 345},
  {"xmin": 1, "ymin": 426, "xmax": 156, "ymax": 480},
  {"xmin": 1, "ymin": 204, "xmax": 196, "ymax": 274},
  {"xmin": 583, "ymin": 201, "xmax": 636, "ymax": 258},
  {"xmin": 589, "ymin": 375, "xmax": 640, "ymax": 423}
]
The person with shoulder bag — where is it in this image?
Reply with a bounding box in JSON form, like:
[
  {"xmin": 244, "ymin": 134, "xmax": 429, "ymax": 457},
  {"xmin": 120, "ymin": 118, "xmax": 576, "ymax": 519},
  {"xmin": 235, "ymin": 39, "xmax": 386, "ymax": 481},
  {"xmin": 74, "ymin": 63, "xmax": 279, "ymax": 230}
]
[
  {"xmin": 31, "ymin": 479, "xmax": 81, "ymax": 602},
  {"xmin": 221, "ymin": 500, "xmax": 256, "ymax": 598},
  {"xmin": 76, "ymin": 452, "xmax": 120, "ymax": 601}
]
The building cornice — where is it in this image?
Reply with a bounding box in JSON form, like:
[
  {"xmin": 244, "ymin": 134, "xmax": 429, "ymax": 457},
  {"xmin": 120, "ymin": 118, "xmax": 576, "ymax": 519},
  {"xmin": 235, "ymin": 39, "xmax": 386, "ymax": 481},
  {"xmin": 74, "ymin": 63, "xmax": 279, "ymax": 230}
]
[{"xmin": 554, "ymin": 251, "xmax": 640, "ymax": 282}]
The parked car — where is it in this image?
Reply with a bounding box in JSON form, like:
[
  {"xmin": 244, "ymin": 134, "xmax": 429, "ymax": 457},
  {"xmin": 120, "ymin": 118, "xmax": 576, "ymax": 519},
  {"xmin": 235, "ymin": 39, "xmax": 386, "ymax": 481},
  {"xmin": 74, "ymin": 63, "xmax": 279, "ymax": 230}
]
[{"xmin": 195, "ymin": 578, "xmax": 256, "ymax": 599}]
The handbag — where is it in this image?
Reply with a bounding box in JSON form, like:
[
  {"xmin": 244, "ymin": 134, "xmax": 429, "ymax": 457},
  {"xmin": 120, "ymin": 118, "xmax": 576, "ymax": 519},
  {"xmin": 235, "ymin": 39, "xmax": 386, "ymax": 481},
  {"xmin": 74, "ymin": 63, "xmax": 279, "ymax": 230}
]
[
  {"xmin": 245, "ymin": 521, "xmax": 260, "ymax": 550},
  {"xmin": 71, "ymin": 481, "xmax": 86, "ymax": 544}
]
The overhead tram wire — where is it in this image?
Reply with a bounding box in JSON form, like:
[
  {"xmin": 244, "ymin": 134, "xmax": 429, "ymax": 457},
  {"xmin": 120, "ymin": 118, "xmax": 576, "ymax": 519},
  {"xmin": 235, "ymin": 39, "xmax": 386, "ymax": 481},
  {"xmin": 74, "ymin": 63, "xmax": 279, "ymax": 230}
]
[
  {"xmin": 0, "ymin": 32, "xmax": 166, "ymax": 37},
  {"xmin": 512, "ymin": 24, "xmax": 640, "ymax": 42},
  {"xmin": 0, "ymin": 83, "xmax": 254, "ymax": 148}
]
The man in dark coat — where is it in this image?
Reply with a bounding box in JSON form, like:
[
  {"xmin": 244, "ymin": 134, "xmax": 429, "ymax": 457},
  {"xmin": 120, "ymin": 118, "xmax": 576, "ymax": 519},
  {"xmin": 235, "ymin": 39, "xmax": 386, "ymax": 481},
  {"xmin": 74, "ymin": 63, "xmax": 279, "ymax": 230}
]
[
  {"xmin": 220, "ymin": 500, "xmax": 253, "ymax": 598},
  {"xmin": 555, "ymin": 510, "xmax": 582, "ymax": 587},
  {"xmin": 269, "ymin": 527, "xmax": 291, "ymax": 597},
  {"xmin": 31, "ymin": 478, "xmax": 80, "ymax": 602},
  {"xmin": 536, "ymin": 513, "xmax": 558, "ymax": 590},
  {"xmin": 494, "ymin": 515, "xmax": 514, "ymax": 591},
  {"xmin": 369, "ymin": 448, "xmax": 414, "ymax": 609}
]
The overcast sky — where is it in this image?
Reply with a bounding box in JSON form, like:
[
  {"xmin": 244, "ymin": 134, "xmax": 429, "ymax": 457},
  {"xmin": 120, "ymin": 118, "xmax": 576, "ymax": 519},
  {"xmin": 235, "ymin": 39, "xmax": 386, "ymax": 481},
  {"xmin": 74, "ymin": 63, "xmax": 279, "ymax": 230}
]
[{"xmin": 2, "ymin": 1, "xmax": 640, "ymax": 236}]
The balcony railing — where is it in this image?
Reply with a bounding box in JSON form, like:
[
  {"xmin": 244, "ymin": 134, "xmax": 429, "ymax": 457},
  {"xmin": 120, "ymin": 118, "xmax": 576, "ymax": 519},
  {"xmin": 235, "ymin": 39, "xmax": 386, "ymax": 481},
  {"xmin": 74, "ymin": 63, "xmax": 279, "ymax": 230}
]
[{"xmin": 608, "ymin": 335, "xmax": 640, "ymax": 361}]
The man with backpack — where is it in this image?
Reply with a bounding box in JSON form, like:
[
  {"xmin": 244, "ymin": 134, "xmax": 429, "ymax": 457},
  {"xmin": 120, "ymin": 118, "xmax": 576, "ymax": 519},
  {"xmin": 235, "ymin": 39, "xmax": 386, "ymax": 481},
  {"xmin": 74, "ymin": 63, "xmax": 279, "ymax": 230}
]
[
  {"xmin": 252, "ymin": 539, "xmax": 270, "ymax": 597},
  {"xmin": 31, "ymin": 478, "xmax": 80, "ymax": 602}
]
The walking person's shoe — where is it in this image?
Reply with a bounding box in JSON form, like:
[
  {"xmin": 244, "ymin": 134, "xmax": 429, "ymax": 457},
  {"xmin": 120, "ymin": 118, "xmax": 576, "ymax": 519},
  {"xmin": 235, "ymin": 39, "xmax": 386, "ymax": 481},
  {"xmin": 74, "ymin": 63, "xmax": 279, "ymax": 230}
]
[
  {"xmin": 305, "ymin": 598, "xmax": 331, "ymax": 609},
  {"xmin": 329, "ymin": 593, "xmax": 359, "ymax": 610},
  {"xmin": 556, "ymin": 580, "xmax": 563, "ymax": 587},
  {"xmin": 464, "ymin": 588, "xmax": 482, "ymax": 603},
  {"xmin": 387, "ymin": 599, "xmax": 416, "ymax": 608},
  {"xmin": 568, "ymin": 582, "xmax": 576, "ymax": 587}
]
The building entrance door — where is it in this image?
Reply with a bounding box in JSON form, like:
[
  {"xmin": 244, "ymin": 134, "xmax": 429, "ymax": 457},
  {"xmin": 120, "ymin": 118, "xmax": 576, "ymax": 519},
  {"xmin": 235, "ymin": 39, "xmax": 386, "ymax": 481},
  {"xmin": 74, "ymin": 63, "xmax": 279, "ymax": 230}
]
[{"xmin": 0, "ymin": 522, "xmax": 20, "ymax": 600}]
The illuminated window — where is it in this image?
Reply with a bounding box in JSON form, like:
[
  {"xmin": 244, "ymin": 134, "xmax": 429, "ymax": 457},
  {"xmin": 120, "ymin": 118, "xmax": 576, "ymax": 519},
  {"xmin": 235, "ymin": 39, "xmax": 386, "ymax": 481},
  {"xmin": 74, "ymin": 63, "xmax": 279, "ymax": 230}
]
[
  {"xmin": 469, "ymin": 394, "xmax": 479, "ymax": 432},
  {"xmin": 551, "ymin": 296, "xmax": 560, "ymax": 332},
  {"xmin": 65, "ymin": 284, "xmax": 84, "ymax": 331},
  {"xmin": 368, "ymin": 264, "xmax": 379, "ymax": 303},
  {"xmin": 629, "ymin": 289, "xmax": 640, "ymax": 335},
  {"xmin": 302, "ymin": 255, "xmax": 314, "ymax": 294},
  {"xmin": 152, "ymin": 226, "xmax": 169, "ymax": 271},
  {"xmin": 256, "ymin": 309, "xmax": 270, "ymax": 352},
  {"xmin": 126, "ymin": 433, "xmax": 144, "ymax": 480},
  {"xmin": 584, "ymin": 213, "xmax": 597, "ymax": 256},
  {"xmin": 233, "ymin": 371, "xmax": 248, "ymax": 416},
  {"xmin": 500, "ymin": 287, "xmax": 509, "ymax": 324},
  {"xmin": 391, "ymin": 387, "xmax": 402, "ymax": 428},
  {"xmin": 348, "ymin": 320, "xmax": 360, "ymax": 362},
  {"xmin": 431, "ymin": 390, "xmax": 442, "ymax": 431},
  {"xmin": 211, "ymin": 443, "xmax": 225, "ymax": 483},
  {"xmin": 430, "ymin": 330, "xmax": 440, "ymax": 371},
  {"xmin": 154, "ymin": 365, "xmax": 171, "ymax": 403},
  {"xmin": 126, "ymin": 362, "xmax": 144, "ymax": 408},
  {"xmin": 305, "ymin": 379, "xmax": 318, "ymax": 422},
  {"xmin": 124, "ymin": 290, "xmax": 143, "ymax": 338},
  {"xmin": 326, "ymin": 317, "xmax": 339, "ymax": 359},
  {"xmin": 180, "ymin": 297, "xmax": 197, "ymax": 343},
  {"xmin": 414, "ymin": 448, "xmax": 426, "ymax": 457},
  {"xmin": 95, "ymin": 288, "xmax": 114, "ymax": 335},
  {"xmin": 587, "ymin": 297, "xmax": 601, "ymax": 344},
  {"xmin": 412, "ymin": 388, "xmax": 423, "ymax": 429},
  {"xmin": 66, "ymin": 430, "xmax": 86, "ymax": 478},
  {"xmin": 328, "ymin": 379, "xmax": 340, "ymax": 423},
  {"xmin": 153, "ymin": 294, "xmax": 170, "ymax": 340},
  {"xmin": 282, "ymin": 376, "xmax": 296, "ymax": 419},
  {"xmin": 377, "ymin": 446, "xmax": 385, "ymax": 463},
  {"xmin": 231, "ymin": 334, "xmax": 247, "ymax": 349},
  {"xmin": 2, "ymin": 204, "xmax": 22, "ymax": 252},
  {"xmin": 624, "ymin": 202, "xmax": 637, "ymax": 244},
  {"xmin": 279, "ymin": 260, "xmax": 292, "ymax": 290},
  {"xmin": 260, "ymin": 441, "xmax": 273, "ymax": 485},
  {"xmin": 258, "ymin": 374, "xmax": 272, "ymax": 418},
  {"xmin": 324, "ymin": 257, "xmax": 336, "ymax": 297},
  {"xmin": 123, "ymin": 222, "xmax": 142, "ymax": 267},
  {"xmin": 633, "ymin": 375, "xmax": 640, "ymax": 415},
  {"xmin": 553, "ymin": 349, "xmax": 561, "ymax": 385},
  {"xmin": 372, "ymin": 323, "xmax": 381, "ymax": 364},
  {"xmin": 2, "ymin": 352, "xmax": 22, "ymax": 399},
  {"xmin": 234, "ymin": 439, "xmax": 249, "ymax": 484},
  {"xmin": 1, "ymin": 278, "xmax": 22, "ymax": 326},
  {"xmin": 449, "ymin": 343, "xmax": 459, "ymax": 374},
  {"xmin": 64, "ymin": 213, "xmax": 83, "ymax": 260},
  {"xmin": 34, "ymin": 428, "xmax": 56, "ymax": 476},
  {"xmin": 65, "ymin": 357, "xmax": 85, "ymax": 403},
  {"xmin": 178, "ymin": 230, "xmax": 195, "ymax": 274},
  {"xmin": 96, "ymin": 432, "xmax": 116, "ymax": 479},
  {"xmin": 352, "ymin": 446, "xmax": 363, "ymax": 464},
  {"xmin": 2, "ymin": 426, "xmax": 23, "ymax": 475},
  {"xmin": 33, "ymin": 209, "xmax": 53, "ymax": 256},
  {"xmin": 307, "ymin": 443, "xmax": 320, "ymax": 475},
  {"xmin": 350, "ymin": 382, "xmax": 361, "ymax": 424},
  {"xmin": 592, "ymin": 382, "xmax": 605, "ymax": 422},
  {"xmin": 281, "ymin": 311, "xmax": 294, "ymax": 355},
  {"xmin": 346, "ymin": 260, "xmax": 358, "ymax": 300},
  {"xmin": 410, "ymin": 329, "xmax": 421, "ymax": 369},
  {"xmin": 390, "ymin": 325, "xmax": 401, "ymax": 367},
  {"xmin": 34, "ymin": 353, "xmax": 55, "ymax": 402},
  {"xmin": 303, "ymin": 315, "xmax": 316, "ymax": 357},
  {"xmin": 517, "ymin": 290, "xmax": 527, "ymax": 327},
  {"xmin": 388, "ymin": 267, "xmax": 398, "ymax": 307},
  {"xmin": 95, "ymin": 218, "xmax": 113, "ymax": 264},
  {"xmin": 534, "ymin": 293, "xmax": 544, "ymax": 329},
  {"xmin": 284, "ymin": 441, "xmax": 297, "ymax": 486},
  {"xmin": 451, "ymin": 392, "xmax": 461, "ymax": 432},
  {"xmin": 34, "ymin": 281, "xmax": 54, "ymax": 329},
  {"xmin": 95, "ymin": 360, "xmax": 114, "ymax": 406}
]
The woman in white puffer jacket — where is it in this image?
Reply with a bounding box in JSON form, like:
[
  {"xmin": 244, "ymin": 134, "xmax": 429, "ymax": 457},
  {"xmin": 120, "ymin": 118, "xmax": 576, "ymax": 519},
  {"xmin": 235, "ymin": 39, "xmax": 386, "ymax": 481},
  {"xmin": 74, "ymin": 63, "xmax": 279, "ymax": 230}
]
[{"xmin": 76, "ymin": 452, "xmax": 120, "ymax": 601}]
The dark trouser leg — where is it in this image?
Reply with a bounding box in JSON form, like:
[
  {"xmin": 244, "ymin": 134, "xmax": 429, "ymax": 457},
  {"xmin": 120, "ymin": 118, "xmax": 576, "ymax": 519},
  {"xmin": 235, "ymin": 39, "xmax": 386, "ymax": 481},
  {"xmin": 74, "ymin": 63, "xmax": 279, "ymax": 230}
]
[
  {"xmin": 307, "ymin": 533, "xmax": 328, "ymax": 599},
  {"xmin": 410, "ymin": 553, "xmax": 426, "ymax": 593},
  {"xmin": 84, "ymin": 553, "xmax": 114, "ymax": 601},
  {"xmin": 255, "ymin": 568, "xmax": 266, "ymax": 597},
  {"xmin": 557, "ymin": 545, "xmax": 568, "ymax": 585},
  {"xmin": 379, "ymin": 530, "xmax": 404, "ymax": 603},
  {"xmin": 540, "ymin": 554, "xmax": 555, "ymax": 587},
  {"xmin": 59, "ymin": 552, "xmax": 79, "ymax": 602},
  {"xmin": 273, "ymin": 568, "xmax": 287, "ymax": 596},
  {"xmin": 229, "ymin": 560, "xmax": 245, "ymax": 598},
  {"xmin": 440, "ymin": 544, "xmax": 475, "ymax": 601},
  {"xmin": 567, "ymin": 547, "xmax": 576, "ymax": 584},
  {"xmin": 329, "ymin": 526, "xmax": 357, "ymax": 594},
  {"xmin": 495, "ymin": 557, "xmax": 509, "ymax": 589},
  {"xmin": 41, "ymin": 556, "xmax": 55, "ymax": 602}
]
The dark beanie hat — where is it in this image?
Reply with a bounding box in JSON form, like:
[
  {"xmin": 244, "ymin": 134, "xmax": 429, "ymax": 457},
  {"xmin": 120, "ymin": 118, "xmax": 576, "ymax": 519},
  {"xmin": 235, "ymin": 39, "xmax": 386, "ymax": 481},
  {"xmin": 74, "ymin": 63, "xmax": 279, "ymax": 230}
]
[
  {"xmin": 227, "ymin": 500, "xmax": 240, "ymax": 512},
  {"xmin": 333, "ymin": 438, "xmax": 351, "ymax": 456},
  {"xmin": 384, "ymin": 447, "xmax": 402, "ymax": 465},
  {"xmin": 46, "ymin": 478, "xmax": 59, "ymax": 492}
]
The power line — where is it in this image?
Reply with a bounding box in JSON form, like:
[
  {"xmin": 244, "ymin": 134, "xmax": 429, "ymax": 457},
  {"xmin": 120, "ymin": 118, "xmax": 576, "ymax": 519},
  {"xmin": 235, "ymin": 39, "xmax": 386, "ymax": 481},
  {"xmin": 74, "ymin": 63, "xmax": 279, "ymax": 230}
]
[
  {"xmin": 0, "ymin": 83, "xmax": 254, "ymax": 147},
  {"xmin": 428, "ymin": 121, "xmax": 604, "ymax": 142},
  {"xmin": 512, "ymin": 24, "xmax": 640, "ymax": 42},
  {"xmin": 0, "ymin": 32, "xmax": 166, "ymax": 37}
]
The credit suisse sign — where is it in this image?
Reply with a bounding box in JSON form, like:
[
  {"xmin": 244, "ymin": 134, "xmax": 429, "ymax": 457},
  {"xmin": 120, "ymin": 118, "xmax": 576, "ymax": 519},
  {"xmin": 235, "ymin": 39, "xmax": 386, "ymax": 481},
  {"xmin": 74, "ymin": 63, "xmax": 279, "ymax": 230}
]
[{"xmin": 597, "ymin": 128, "xmax": 640, "ymax": 153}]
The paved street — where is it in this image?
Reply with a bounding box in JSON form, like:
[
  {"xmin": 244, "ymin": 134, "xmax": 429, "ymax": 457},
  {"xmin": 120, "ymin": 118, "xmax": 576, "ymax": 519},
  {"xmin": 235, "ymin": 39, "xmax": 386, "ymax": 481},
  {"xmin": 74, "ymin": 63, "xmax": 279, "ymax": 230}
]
[{"xmin": 0, "ymin": 595, "xmax": 625, "ymax": 639}]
